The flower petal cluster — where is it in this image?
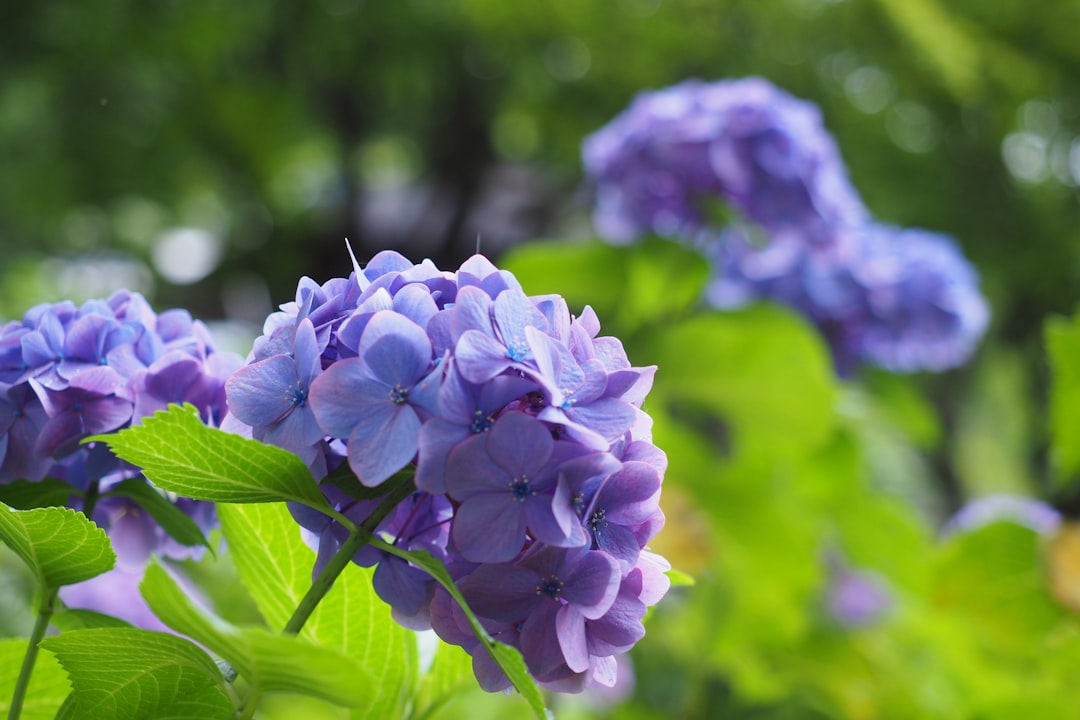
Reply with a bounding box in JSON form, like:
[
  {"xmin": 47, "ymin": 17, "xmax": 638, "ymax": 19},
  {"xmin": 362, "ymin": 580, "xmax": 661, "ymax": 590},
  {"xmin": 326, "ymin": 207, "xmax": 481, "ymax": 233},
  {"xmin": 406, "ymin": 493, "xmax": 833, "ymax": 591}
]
[
  {"xmin": 582, "ymin": 77, "xmax": 867, "ymax": 247},
  {"xmin": 704, "ymin": 224, "xmax": 990, "ymax": 374},
  {"xmin": 583, "ymin": 77, "xmax": 989, "ymax": 374},
  {"xmin": 0, "ymin": 290, "xmax": 241, "ymax": 624},
  {"xmin": 941, "ymin": 494, "xmax": 1062, "ymax": 538},
  {"xmin": 226, "ymin": 250, "xmax": 670, "ymax": 693}
]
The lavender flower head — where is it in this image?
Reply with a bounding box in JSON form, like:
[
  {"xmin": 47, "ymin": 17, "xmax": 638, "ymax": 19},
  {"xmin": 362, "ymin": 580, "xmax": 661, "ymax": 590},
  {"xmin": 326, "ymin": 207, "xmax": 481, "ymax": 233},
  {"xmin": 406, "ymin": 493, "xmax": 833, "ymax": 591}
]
[
  {"xmin": 705, "ymin": 224, "xmax": 990, "ymax": 374},
  {"xmin": 583, "ymin": 78, "xmax": 990, "ymax": 375},
  {"xmin": 823, "ymin": 555, "xmax": 892, "ymax": 629},
  {"xmin": 582, "ymin": 77, "xmax": 867, "ymax": 247},
  {"xmin": 0, "ymin": 290, "xmax": 242, "ymax": 625},
  {"xmin": 226, "ymin": 249, "xmax": 671, "ymax": 693},
  {"xmin": 941, "ymin": 495, "xmax": 1063, "ymax": 538}
]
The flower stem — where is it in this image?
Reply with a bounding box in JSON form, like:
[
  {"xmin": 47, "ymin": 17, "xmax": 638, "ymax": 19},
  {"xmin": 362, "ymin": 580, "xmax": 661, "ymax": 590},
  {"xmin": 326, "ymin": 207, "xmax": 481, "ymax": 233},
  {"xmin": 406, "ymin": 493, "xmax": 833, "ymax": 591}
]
[
  {"xmin": 6, "ymin": 588, "xmax": 57, "ymax": 720},
  {"xmin": 282, "ymin": 472, "xmax": 416, "ymax": 635},
  {"xmin": 8, "ymin": 482, "xmax": 101, "ymax": 720}
]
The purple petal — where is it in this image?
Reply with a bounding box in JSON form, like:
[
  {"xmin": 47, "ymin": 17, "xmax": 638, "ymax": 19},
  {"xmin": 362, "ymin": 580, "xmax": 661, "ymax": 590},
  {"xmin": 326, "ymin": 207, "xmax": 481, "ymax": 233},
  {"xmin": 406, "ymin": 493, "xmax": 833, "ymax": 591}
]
[
  {"xmin": 444, "ymin": 433, "xmax": 511, "ymax": 499},
  {"xmin": 555, "ymin": 606, "xmax": 590, "ymax": 673},
  {"xmin": 453, "ymin": 329, "xmax": 513, "ymax": 384},
  {"xmin": 345, "ymin": 401, "xmax": 421, "ymax": 486},
  {"xmin": 486, "ymin": 412, "xmax": 553, "ymax": 478},
  {"xmin": 83, "ymin": 396, "xmax": 134, "ymax": 435},
  {"xmin": 459, "ymin": 564, "xmax": 542, "ymax": 622},
  {"xmin": 562, "ymin": 551, "xmax": 619, "ymax": 619},
  {"xmin": 416, "ymin": 419, "xmax": 470, "ymax": 494},
  {"xmin": 225, "ymin": 355, "xmax": 298, "ymax": 427},
  {"xmin": 360, "ymin": 311, "xmax": 431, "ymax": 387},
  {"xmin": 308, "ymin": 358, "xmax": 370, "ymax": 438},
  {"xmin": 452, "ymin": 494, "xmax": 528, "ymax": 563}
]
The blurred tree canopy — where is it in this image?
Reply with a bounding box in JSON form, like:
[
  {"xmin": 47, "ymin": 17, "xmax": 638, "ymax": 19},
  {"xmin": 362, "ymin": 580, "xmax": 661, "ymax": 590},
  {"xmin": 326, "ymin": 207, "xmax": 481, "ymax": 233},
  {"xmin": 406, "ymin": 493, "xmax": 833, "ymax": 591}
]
[{"xmin": 2, "ymin": 0, "xmax": 1079, "ymax": 342}]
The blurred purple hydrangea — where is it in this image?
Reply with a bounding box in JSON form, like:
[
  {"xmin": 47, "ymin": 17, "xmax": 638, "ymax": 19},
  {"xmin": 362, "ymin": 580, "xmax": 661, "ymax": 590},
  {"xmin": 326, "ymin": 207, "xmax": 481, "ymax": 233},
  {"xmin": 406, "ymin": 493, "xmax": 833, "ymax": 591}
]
[
  {"xmin": 583, "ymin": 77, "xmax": 989, "ymax": 375},
  {"xmin": 941, "ymin": 495, "xmax": 1062, "ymax": 538},
  {"xmin": 704, "ymin": 224, "xmax": 990, "ymax": 374},
  {"xmin": 0, "ymin": 290, "xmax": 242, "ymax": 624},
  {"xmin": 582, "ymin": 77, "xmax": 867, "ymax": 248},
  {"xmin": 823, "ymin": 555, "xmax": 892, "ymax": 629},
  {"xmin": 226, "ymin": 249, "xmax": 670, "ymax": 694}
]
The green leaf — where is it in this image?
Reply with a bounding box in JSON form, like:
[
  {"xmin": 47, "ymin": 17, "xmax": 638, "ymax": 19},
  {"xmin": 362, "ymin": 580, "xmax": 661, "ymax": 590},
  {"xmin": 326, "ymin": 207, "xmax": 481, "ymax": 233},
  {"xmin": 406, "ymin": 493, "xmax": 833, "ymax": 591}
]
[
  {"xmin": 41, "ymin": 628, "xmax": 234, "ymax": 720},
  {"xmin": 1046, "ymin": 312, "xmax": 1080, "ymax": 489},
  {"xmin": 411, "ymin": 639, "xmax": 474, "ymax": 720},
  {"xmin": 370, "ymin": 538, "xmax": 548, "ymax": 720},
  {"xmin": 217, "ymin": 502, "xmax": 417, "ymax": 719},
  {"xmin": 87, "ymin": 403, "xmax": 332, "ymax": 512},
  {"xmin": 141, "ymin": 558, "xmax": 375, "ymax": 710},
  {"xmin": 0, "ymin": 639, "xmax": 69, "ymax": 720},
  {"xmin": 102, "ymin": 478, "xmax": 211, "ymax": 551},
  {"xmin": 0, "ymin": 478, "xmax": 78, "ymax": 510},
  {"xmin": 646, "ymin": 305, "xmax": 837, "ymax": 458},
  {"xmin": 51, "ymin": 608, "xmax": 134, "ymax": 631},
  {"xmin": 0, "ymin": 502, "xmax": 115, "ymax": 588},
  {"xmin": 666, "ymin": 568, "xmax": 696, "ymax": 587},
  {"xmin": 500, "ymin": 237, "xmax": 708, "ymax": 335},
  {"xmin": 934, "ymin": 522, "xmax": 1066, "ymax": 654}
]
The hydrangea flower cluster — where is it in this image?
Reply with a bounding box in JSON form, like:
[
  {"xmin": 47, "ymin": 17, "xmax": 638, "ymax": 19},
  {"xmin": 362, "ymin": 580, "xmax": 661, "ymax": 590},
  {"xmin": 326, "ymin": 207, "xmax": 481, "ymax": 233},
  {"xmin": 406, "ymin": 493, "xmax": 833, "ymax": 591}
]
[
  {"xmin": 823, "ymin": 554, "xmax": 892, "ymax": 629},
  {"xmin": 941, "ymin": 495, "xmax": 1062, "ymax": 538},
  {"xmin": 582, "ymin": 77, "xmax": 989, "ymax": 374},
  {"xmin": 0, "ymin": 290, "xmax": 241, "ymax": 624},
  {"xmin": 225, "ymin": 249, "xmax": 670, "ymax": 693}
]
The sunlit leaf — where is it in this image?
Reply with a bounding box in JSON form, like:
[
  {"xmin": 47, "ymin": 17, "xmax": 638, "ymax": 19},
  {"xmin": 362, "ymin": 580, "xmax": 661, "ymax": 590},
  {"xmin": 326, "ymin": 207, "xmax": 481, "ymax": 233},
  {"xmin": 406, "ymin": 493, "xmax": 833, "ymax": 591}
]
[
  {"xmin": 0, "ymin": 502, "xmax": 114, "ymax": 588},
  {"xmin": 0, "ymin": 640, "xmax": 69, "ymax": 720},
  {"xmin": 87, "ymin": 403, "xmax": 332, "ymax": 513},
  {"xmin": 41, "ymin": 628, "xmax": 234, "ymax": 720}
]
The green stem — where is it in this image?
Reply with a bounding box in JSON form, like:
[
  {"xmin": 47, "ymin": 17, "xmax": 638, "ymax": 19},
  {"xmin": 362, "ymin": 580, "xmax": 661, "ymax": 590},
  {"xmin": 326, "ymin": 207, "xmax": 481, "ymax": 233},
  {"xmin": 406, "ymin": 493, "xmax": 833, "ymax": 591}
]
[
  {"xmin": 7, "ymin": 588, "xmax": 57, "ymax": 720},
  {"xmin": 282, "ymin": 473, "xmax": 416, "ymax": 635},
  {"xmin": 8, "ymin": 481, "xmax": 101, "ymax": 720}
]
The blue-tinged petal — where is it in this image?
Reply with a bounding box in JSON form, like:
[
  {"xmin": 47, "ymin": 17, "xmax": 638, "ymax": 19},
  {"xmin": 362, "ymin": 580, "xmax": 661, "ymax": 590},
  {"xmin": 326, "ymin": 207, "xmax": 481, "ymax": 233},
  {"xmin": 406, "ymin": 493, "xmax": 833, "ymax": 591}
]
[
  {"xmin": 263, "ymin": 404, "xmax": 325, "ymax": 454},
  {"xmin": 84, "ymin": 396, "xmax": 134, "ymax": 435},
  {"xmin": 452, "ymin": 493, "xmax": 528, "ymax": 563},
  {"xmin": 346, "ymin": 403, "xmax": 421, "ymax": 486},
  {"xmin": 493, "ymin": 288, "xmax": 546, "ymax": 355},
  {"xmin": 392, "ymin": 284, "xmax": 439, "ymax": 329},
  {"xmin": 360, "ymin": 311, "xmax": 432, "ymax": 387},
  {"xmin": 449, "ymin": 286, "xmax": 494, "ymax": 339},
  {"xmin": 225, "ymin": 355, "xmax": 298, "ymax": 427},
  {"xmin": 444, "ymin": 433, "xmax": 509, "ymax": 499},
  {"xmin": 292, "ymin": 318, "xmax": 322, "ymax": 386},
  {"xmin": 486, "ymin": 412, "xmax": 552, "ymax": 478},
  {"xmin": 525, "ymin": 494, "xmax": 576, "ymax": 547},
  {"xmin": 145, "ymin": 353, "xmax": 202, "ymax": 403},
  {"xmin": 416, "ymin": 419, "xmax": 470, "ymax": 494},
  {"xmin": 35, "ymin": 411, "xmax": 85, "ymax": 458},
  {"xmin": 566, "ymin": 397, "xmax": 637, "ymax": 443},
  {"xmin": 453, "ymin": 329, "xmax": 514, "ymax": 384},
  {"xmin": 372, "ymin": 555, "xmax": 430, "ymax": 616},
  {"xmin": 308, "ymin": 358, "xmax": 374, "ymax": 438}
]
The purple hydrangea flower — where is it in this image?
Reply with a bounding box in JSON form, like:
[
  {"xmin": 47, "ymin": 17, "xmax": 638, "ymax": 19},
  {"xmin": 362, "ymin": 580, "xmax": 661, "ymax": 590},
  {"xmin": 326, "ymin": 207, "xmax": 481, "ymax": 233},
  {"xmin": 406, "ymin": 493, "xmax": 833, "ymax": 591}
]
[
  {"xmin": 585, "ymin": 77, "xmax": 990, "ymax": 375},
  {"xmin": 941, "ymin": 495, "xmax": 1063, "ymax": 538},
  {"xmin": 706, "ymin": 224, "xmax": 990, "ymax": 374},
  {"xmin": 824, "ymin": 557, "xmax": 892, "ymax": 629},
  {"xmin": 0, "ymin": 290, "xmax": 242, "ymax": 629},
  {"xmin": 583, "ymin": 77, "xmax": 867, "ymax": 247},
  {"xmin": 229, "ymin": 248, "xmax": 671, "ymax": 693}
]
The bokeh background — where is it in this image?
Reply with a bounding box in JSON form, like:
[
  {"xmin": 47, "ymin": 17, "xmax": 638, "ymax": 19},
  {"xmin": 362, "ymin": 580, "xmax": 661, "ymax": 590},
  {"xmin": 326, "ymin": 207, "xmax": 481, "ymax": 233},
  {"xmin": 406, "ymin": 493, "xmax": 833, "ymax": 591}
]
[{"xmin": 4, "ymin": 1, "xmax": 1080, "ymax": 718}]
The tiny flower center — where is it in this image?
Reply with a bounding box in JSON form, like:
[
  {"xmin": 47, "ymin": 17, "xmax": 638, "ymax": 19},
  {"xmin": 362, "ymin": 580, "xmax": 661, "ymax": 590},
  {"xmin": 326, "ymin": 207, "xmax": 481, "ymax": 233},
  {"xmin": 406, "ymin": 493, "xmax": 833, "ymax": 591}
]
[
  {"xmin": 72, "ymin": 402, "xmax": 84, "ymax": 413},
  {"xmin": 469, "ymin": 409, "xmax": 494, "ymax": 433},
  {"xmin": 389, "ymin": 385, "xmax": 409, "ymax": 405},
  {"xmin": 572, "ymin": 492, "xmax": 586, "ymax": 514},
  {"xmin": 509, "ymin": 475, "xmax": 533, "ymax": 502},
  {"xmin": 535, "ymin": 575, "xmax": 564, "ymax": 599},
  {"xmin": 588, "ymin": 507, "xmax": 608, "ymax": 536},
  {"xmin": 287, "ymin": 382, "xmax": 308, "ymax": 408},
  {"xmin": 505, "ymin": 341, "xmax": 528, "ymax": 362}
]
